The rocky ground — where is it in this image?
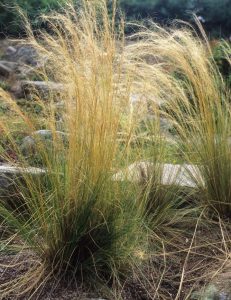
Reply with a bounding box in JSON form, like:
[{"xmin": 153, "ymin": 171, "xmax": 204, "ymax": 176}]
[
  {"xmin": 0, "ymin": 39, "xmax": 65, "ymax": 99},
  {"xmin": 1, "ymin": 39, "xmax": 231, "ymax": 299}
]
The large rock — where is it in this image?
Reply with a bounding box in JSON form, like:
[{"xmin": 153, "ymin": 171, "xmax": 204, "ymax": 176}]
[
  {"xmin": 21, "ymin": 130, "xmax": 68, "ymax": 156},
  {"xmin": 10, "ymin": 81, "xmax": 25, "ymax": 98},
  {"xmin": 129, "ymin": 93, "xmax": 175, "ymax": 138},
  {"xmin": 128, "ymin": 93, "xmax": 167, "ymax": 123},
  {"xmin": 0, "ymin": 164, "xmax": 45, "ymax": 175},
  {"xmin": 21, "ymin": 80, "xmax": 65, "ymax": 98},
  {"xmin": 191, "ymin": 279, "xmax": 231, "ymax": 300},
  {"xmin": 0, "ymin": 164, "xmax": 45, "ymax": 194},
  {"xmin": 2, "ymin": 44, "xmax": 47, "ymax": 80},
  {"xmin": 0, "ymin": 61, "xmax": 20, "ymax": 77},
  {"xmin": 0, "ymin": 59, "xmax": 42, "ymax": 81},
  {"xmin": 5, "ymin": 46, "xmax": 17, "ymax": 56},
  {"xmin": 4, "ymin": 45, "xmax": 39, "ymax": 66},
  {"xmin": 0, "ymin": 62, "xmax": 12, "ymax": 77},
  {"xmin": 113, "ymin": 161, "xmax": 203, "ymax": 188}
]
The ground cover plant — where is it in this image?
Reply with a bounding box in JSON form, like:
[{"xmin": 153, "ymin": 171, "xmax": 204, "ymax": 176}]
[{"xmin": 0, "ymin": 0, "xmax": 230, "ymax": 299}]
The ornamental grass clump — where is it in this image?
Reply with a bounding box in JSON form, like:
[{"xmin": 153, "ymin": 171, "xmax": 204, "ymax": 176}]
[
  {"xmin": 157, "ymin": 28, "xmax": 231, "ymax": 217},
  {"xmin": 134, "ymin": 121, "xmax": 198, "ymax": 238},
  {"xmin": 125, "ymin": 21, "xmax": 231, "ymax": 217},
  {"xmin": 1, "ymin": 1, "xmax": 230, "ymax": 298},
  {"xmin": 0, "ymin": 2, "xmax": 149, "ymax": 297}
]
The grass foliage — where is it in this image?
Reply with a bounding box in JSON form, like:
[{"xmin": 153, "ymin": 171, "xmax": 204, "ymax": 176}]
[
  {"xmin": 125, "ymin": 20, "xmax": 231, "ymax": 216},
  {"xmin": 0, "ymin": 2, "xmax": 149, "ymax": 296},
  {"xmin": 0, "ymin": 0, "xmax": 230, "ymax": 298}
]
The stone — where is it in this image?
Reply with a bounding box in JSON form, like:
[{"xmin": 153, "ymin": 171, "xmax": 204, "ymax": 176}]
[
  {"xmin": 0, "ymin": 62, "xmax": 12, "ymax": 77},
  {"xmin": 0, "ymin": 60, "xmax": 40, "ymax": 80},
  {"xmin": 191, "ymin": 284, "xmax": 219, "ymax": 299},
  {"xmin": 21, "ymin": 130, "xmax": 68, "ymax": 156},
  {"xmin": 2, "ymin": 43, "xmax": 48, "ymax": 79},
  {"xmin": 83, "ymin": 299, "xmax": 106, "ymax": 300},
  {"xmin": 10, "ymin": 81, "xmax": 24, "ymax": 98},
  {"xmin": 55, "ymin": 101, "xmax": 65, "ymax": 109},
  {"xmin": 2, "ymin": 45, "xmax": 48, "ymax": 80},
  {"xmin": 4, "ymin": 45, "xmax": 39, "ymax": 66},
  {"xmin": 191, "ymin": 284, "xmax": 231, "ymax": 300},
  {"xmin": 128, "ymin": 93, "xmax": 166, "ymax": 122},
  {"xmin": 0, "ymin": 164, "xmax": 45, "ymax": 175},
  {"xmin": 112, "ymin": 161, "xmax": 203, "ymax": 188},
  {"xmin": 15, "ymin": 46, "xmax": 38, "ymax": 66},
  {"xmin": 0, "ymin": 60, "xmax": 25, "ymax": 79},
  {"xmin": 5, "ymin": 46, "xmax": 17, "ymax": 56},
  {"xmin": 20, "ymin": 81, "xmax": 65, "ymax": 98},
  {"xmin": 0, "ymin": 164, "xmax": 45, "ymax": 194},
  {"xmin": 0, "ymin": 61, "xmax": 18, "ymax": 70}
]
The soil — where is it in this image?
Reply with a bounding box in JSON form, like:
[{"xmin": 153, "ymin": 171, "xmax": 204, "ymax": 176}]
[
  {"xmin": 1, "ymin": 217, "xmax": 231, "ymax": 300},
  {"xmin": 122, "ymin": 218, "xmax": 231, "ymax": 299}
]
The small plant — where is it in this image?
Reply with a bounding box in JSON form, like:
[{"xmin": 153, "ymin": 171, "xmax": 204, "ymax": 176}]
[{"xmin": 0, "ymin": 80, "xmax": 10, "ymax": 92}]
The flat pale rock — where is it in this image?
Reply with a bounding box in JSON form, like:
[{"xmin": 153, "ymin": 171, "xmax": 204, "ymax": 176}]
[
  {"xmin": 4, "ymin": 45, "xmax": 39, "ymax": 66},
  {"xmin": 21, "ymin": 81, "xmax": 65, "ymax": 94},
  {"xmin": 21, "ymin": 130, "xmax": 68, "ymax": 156},
  {"xmin": 0, "ymin": 164, "xmax": 46, "ymax": 194},
  {"xmin": 0, "ymin": 62, "xmax": 12, "ymax": 77},
  {"xmin": 113, "ymin": 161, "xmax": 203, "ymax": 188},
  {"xmin": 0, "ymin": 165, "xmax": 45, "ymax": 175}
]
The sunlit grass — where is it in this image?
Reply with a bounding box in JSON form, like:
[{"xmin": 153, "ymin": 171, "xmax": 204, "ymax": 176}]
[{"xmin": 0, "ymin": 1, "xmax": 230, "ymax": 298}]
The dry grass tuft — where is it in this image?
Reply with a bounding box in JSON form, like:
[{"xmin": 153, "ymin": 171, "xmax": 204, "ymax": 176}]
[{"xmin": 0, "ymin": 1, "xmax": 230, "ymax": 299}]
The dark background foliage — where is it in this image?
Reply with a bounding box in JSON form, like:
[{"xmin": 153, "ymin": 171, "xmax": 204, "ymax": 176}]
[
  {"xmin": 0, "ymin": 0, "xmax": 65, "ymax": 36},
  {"xmin": 0, "ymin": 0, "xmax": 231, "ymax": 38},
  {"xmin": 119, "ymin": 0, "xmax": 231, "ymax": 37}
]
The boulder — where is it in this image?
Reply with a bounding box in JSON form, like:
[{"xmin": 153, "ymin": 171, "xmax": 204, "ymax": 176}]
[
  {"xmin": 5, "ymin": 46, "xmax": 17, "ymax": 56},
  {"xmin": 21, "ymin": 130, "xmax": 68, "ymax": 156},
  {"xmin": 112, "ymin": 161, "xmax": 203, "ymax": 188},
  {"xmin": 0, "ymin": 164, "xmax": 46, "ymax": 209},
  {"xmin": 0, "ymin": 164, "xmax": 45, "ymax": 194},
  {"xmin": 0, "ymin": 61, "xmax": 18, "ymax": 70},
  {"xmin": 4, "ymin": 45, "xmax": 39, "ymax": 66},
  {"xmin": 20, "ymin": 81, "xmax": 65, "ymax": 98},
  {"xmin": 2, "ymin": 45, "xmax": 48, "ymax": 80},
  {"xmin": 0, "ymin": 164, "xmax": 45, "ymax": 175},
  {"xmin": 0, "ymin": 60, "xmax": 40, "ymax": 80},
  {"xmin": 130, "ymin": 93, "xmax": 166, "ymax": 108},
  {"xmin": 10, "ymin": 81, "xmax": 24, "ymax": 98},
  {"xmin": 191, "ymin": 284, "xmax": 231, "ymax": 300},
  {"xmin": 0, "ymin": 61, "xmax": 14, "ymax": 77}
]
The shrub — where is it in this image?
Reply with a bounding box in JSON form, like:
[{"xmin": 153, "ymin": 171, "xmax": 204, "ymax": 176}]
[{"xmin": 0, "ymin": 0, "xmax": 66, "ymax": 35}]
